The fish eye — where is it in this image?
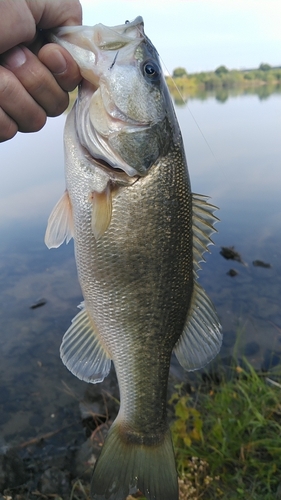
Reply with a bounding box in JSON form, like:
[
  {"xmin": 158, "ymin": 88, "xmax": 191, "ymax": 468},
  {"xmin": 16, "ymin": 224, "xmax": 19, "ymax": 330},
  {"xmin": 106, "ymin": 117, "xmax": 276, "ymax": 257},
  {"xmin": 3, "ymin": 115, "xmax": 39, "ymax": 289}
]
[{"xmin": 142, "ymin": 61, "xmax": 160, "ymax": 82}]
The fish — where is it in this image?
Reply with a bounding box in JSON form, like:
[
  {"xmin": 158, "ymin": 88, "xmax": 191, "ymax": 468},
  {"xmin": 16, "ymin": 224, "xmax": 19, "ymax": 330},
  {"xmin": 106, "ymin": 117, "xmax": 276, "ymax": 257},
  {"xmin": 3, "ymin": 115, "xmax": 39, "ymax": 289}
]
[{"xmin": 45, "ymin": 16, "xmax": 222, "ymax": 500}]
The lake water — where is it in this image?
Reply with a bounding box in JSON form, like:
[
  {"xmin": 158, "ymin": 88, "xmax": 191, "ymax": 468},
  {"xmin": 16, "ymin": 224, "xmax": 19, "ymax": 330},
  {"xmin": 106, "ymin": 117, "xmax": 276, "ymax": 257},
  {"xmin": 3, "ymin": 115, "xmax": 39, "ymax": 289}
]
[{"xmin": 0, "ymin": 88, "xmax": 280, "ymax": 450}]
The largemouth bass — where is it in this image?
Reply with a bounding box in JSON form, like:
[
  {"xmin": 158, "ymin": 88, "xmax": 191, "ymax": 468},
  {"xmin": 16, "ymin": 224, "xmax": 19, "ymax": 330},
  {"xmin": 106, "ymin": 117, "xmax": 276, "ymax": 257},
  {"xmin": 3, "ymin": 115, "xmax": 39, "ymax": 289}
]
[{"xmin": 45, "ymin": 17, "xmax": 222, "ymax": 500}]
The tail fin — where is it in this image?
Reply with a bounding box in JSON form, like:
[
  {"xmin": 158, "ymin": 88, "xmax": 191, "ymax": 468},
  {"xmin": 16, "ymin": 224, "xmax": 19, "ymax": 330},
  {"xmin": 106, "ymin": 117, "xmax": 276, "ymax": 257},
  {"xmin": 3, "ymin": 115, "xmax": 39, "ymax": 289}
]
[{"xmin": 90, "ymin": 423, "xmax": 178, "ymax": 500}]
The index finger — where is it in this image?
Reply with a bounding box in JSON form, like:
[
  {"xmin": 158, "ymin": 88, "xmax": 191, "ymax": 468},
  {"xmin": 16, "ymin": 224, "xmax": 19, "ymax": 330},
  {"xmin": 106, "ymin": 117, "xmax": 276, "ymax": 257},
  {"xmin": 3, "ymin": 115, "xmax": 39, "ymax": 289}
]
[
  {"xmin": 0, "ymin": 1, "xmax": 36, "ymax": 53},
  {"xmin": 26, "ymin": 0, "xmax": 82, "ymax": 29}
]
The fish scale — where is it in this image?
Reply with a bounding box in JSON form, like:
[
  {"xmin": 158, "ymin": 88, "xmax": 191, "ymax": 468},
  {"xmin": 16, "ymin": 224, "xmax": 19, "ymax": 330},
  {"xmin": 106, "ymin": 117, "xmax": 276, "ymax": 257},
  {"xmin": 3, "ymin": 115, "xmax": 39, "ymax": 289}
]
[{"xmin": 45, "ymin": 16, "xmax": 222, "ymax": 500}]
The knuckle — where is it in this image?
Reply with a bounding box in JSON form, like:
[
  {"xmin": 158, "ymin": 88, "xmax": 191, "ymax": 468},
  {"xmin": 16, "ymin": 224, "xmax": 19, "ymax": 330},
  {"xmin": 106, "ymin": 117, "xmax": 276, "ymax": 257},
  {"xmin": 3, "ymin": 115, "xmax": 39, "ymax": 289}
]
[
  {"xmin": 20, "ymin": 65, "xmax": 68, "ymax": 116},
  {"xmin": 65, "ymin": 1, "xmax": 83, "ymax": 24},
  {"xmin": 0, "ymin": 109, "xmax": 18, "ymax": 142},
  {"xmin": 0, "ymin": 69, "xmax": 16, "ymax": 99},
  {"xmin": 0, "ymin": 67, "xmax": 47, "ymax": 135},
  {"xmin": 33, "ymin": 112, "xmax": 47, "ymax": 132},
  {"xmin": 60, "ymin": 70, "xmax": 81, "ymax": 92},
  {"xmin": 20, "ymin": 111, "xmax": 47, "ymax": 133},
  {"xmin": 47, "ymin": 93, "xmax": 69, "ymax": 117},
  {"xmin": 25, "ymin": 66, "xmax": 47, "ymax": 95},
  {"xmin": 0, "ymin": 129, "xmax": 17, "ymax": 142},
  {"xmin": 1, "ymin": 127, "xmax": 17, "ymax": 142}
]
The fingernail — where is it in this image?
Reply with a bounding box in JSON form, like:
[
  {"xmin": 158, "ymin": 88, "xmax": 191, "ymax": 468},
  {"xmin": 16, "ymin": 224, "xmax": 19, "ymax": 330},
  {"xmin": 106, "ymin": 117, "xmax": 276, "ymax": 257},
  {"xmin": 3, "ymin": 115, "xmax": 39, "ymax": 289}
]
[
  {"xmin": 49, "ymin": 50, "xmax": 67, "ymax": 74},
  {"xmin": 2, "ymin": 46, "xmax": 26, "ymax": 69}
]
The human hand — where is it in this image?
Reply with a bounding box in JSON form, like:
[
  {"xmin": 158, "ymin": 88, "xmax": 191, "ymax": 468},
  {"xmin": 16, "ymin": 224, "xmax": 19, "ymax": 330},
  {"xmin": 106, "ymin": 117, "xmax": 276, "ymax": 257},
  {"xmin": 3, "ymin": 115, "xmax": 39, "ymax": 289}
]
[{"xmin": 0, "ymin": 0, "xmax": 82, "ymax": 142}]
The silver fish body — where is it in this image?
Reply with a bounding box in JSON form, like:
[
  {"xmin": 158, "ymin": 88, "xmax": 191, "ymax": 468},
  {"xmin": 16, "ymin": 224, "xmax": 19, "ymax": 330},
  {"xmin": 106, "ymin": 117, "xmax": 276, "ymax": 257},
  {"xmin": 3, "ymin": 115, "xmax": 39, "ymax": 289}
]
[{"xmin": 45, "ymin": 17, "xmax": 222, "ymax": 500}]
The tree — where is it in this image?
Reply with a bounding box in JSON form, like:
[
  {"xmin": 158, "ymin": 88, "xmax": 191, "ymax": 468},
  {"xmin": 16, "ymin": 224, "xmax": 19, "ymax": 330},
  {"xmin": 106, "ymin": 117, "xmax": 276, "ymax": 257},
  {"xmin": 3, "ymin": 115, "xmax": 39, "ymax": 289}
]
[
  {"xmin": 172, "ymin": 67, "xmax": 188, "ymax": 78},
  {"xmin": 259, "ymin": 63, "xmax": 271, "ymax": 71},
  {"xmin": 214, "ymin": 65, "xmax": 229, "ymax": 76}
]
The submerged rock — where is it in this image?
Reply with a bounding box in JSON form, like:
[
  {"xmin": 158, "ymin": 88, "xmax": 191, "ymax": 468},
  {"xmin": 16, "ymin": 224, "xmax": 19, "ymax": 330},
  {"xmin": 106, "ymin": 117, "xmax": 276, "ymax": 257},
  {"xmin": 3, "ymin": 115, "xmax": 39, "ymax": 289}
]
[
  {"xmin": 252, "ymin": 259, "xmax": 271, "ymax": 268},
  {"xmin": 262, "ymin": 350, "xmax": 281, "ymax": 372},
  {"xmin": 30, "ymin": 298, "xmax": 47, "ymax": 309},
  {"xmin": 0, "ymin": 449, "xmax": 27, "ymax": 490},
  {"xmin": 244, "ymin": 341, "xmax": 260, "ymax": 356},
  {"xmin": 38, "ymin": 466, "xmax": 71, "ymax": 497},
  {"xmin": 220, "ymin": 246, "xmax": 246, "ymax": 265},
  {"xmin": 227, "ymin": 268, "xmax": 238, "ymax": 277}
]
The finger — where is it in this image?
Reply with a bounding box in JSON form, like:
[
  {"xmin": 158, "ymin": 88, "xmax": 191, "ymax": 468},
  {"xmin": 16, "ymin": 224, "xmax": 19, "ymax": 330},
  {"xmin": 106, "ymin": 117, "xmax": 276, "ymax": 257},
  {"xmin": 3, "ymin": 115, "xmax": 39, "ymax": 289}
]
[
  {"xmin": 0, "ymin": 2, "xmax": 35, "ymax": 53},
  {"xmin": 38, "ymin": 44, "xmax": 81, "ymax": 92},
  {"xmin": 0, "ymin": 108, "xmax": 18, "ymax": 143},
  {"xmin": 1, "ymin": 45, "xmax": 69, "ymax": 117},
  {"xmin": 0, "ymin": 65, "xmax": 46, "ymax": 134},
  {"xmin": 27, "ymin": 0, "xmax": 82, "ymax": 28}
]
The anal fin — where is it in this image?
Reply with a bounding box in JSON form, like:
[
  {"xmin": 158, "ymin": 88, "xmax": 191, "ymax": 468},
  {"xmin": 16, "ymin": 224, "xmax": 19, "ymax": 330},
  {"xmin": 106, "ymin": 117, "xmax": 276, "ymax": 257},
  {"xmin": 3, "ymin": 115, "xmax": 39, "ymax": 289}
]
[
  {"xmin": 60, "ymin": 304, "xmax": 111, "ymax": 383},
  {"xmin": 174, "ymin": 282, "xmax": 222, "ymax": 371}
]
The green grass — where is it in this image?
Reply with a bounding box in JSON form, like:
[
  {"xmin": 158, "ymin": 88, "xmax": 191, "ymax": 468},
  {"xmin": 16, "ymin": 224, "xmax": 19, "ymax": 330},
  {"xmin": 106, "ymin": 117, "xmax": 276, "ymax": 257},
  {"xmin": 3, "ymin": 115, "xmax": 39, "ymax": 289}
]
[{"xmin": 170, "ymin": 361, "xmax": 281, "ymax": 499}]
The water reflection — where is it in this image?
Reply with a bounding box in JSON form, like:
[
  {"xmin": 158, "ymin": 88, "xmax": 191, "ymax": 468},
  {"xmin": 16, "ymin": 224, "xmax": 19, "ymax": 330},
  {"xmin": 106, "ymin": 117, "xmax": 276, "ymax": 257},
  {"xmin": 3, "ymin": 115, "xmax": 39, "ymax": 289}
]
[
  {"xmin": 0, "ymin": 90, "xmax": 280, "ymax": 449},
  {"xmin": 172, "ymin": 83, "xmax": 281, "ymax": 105}
]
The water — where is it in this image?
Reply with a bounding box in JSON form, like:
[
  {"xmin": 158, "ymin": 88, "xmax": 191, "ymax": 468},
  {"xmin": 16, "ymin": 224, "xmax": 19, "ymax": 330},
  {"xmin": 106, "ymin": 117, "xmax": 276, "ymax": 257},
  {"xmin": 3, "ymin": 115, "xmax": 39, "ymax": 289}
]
[
  {"xmin": 0, "ymin": 90, "xmax": 280, "ymax": 448},
  {"xmin": 178, "ymin": 91, "xmax": 281, "ymax": 366}
]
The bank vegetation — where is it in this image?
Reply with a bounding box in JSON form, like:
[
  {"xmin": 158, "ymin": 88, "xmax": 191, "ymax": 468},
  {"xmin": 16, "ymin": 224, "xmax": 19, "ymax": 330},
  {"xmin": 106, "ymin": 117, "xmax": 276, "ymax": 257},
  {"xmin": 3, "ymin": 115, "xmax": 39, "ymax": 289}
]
[{"xmin": 166, "ymin": 63, "xmax": 281, "ymax": 101}]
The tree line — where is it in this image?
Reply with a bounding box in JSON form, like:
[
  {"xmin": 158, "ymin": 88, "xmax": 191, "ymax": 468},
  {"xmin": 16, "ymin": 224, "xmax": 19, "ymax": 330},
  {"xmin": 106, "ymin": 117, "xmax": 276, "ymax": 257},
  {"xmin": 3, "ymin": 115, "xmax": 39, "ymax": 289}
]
[{"xmin": 167, "ymin": 63, "xmax": 281, "ymax": 93}]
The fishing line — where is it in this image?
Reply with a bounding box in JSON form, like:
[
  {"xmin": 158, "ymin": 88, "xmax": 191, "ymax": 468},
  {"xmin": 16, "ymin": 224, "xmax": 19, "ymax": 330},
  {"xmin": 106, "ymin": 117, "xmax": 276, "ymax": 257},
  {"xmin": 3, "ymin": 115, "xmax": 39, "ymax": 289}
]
[
  {"xmin": 134, "ymin": 17, "xmax": 218, "ymax": 165},
  {"xmin": 160, "ymin": 57, "xmax": 218, "ymax": 165}
]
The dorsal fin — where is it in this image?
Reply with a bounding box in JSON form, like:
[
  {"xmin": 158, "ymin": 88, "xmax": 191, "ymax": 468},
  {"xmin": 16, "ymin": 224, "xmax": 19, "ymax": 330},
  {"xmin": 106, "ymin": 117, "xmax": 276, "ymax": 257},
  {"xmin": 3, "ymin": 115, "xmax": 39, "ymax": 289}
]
[
  {"xmin": 192, "ymin": 193, "xmax": 219, "ymax": 276},
  {"xmin": 173, "ymin": 193, "xmax": 222, "ymax": 371}
]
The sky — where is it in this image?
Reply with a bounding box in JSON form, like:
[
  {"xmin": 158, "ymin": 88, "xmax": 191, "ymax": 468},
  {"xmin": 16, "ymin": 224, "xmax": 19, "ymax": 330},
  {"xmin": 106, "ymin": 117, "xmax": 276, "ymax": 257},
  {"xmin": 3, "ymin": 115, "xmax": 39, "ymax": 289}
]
[{"xmin": 79, "ymin": 0, "xmax": 281, "ymax": 74}]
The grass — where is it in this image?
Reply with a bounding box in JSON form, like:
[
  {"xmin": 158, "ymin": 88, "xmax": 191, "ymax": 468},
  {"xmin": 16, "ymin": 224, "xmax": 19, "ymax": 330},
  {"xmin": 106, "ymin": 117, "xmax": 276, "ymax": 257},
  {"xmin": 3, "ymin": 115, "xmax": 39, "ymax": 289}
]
[{"xmin": 169, "ymin": 361, "xmax": 281, "ymax": 499}]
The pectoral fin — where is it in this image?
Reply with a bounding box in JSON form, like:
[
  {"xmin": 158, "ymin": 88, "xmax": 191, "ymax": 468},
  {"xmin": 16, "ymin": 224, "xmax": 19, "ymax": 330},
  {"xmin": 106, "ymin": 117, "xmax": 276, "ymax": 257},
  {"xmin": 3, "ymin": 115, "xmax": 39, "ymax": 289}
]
[
  {"xmin": 60, "ymin": 304, "xmax": 111, "ymax": 383},
  {"xmin": 44, "ymin": 191, "xmax": 74, "ymax": 249},
  {"xmin": 89, "ymin": 184, "xmax": 112, "ymax": 240},
  {"xmin": 174, "ymin": 282, "xmax": 222, "ymax": 371}
]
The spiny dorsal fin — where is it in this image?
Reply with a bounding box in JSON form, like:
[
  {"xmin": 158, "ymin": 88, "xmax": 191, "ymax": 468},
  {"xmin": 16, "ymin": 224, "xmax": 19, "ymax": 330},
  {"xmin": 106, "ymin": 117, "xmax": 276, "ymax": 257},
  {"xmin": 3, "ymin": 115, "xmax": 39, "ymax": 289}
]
[
  {"xmin": 44, "ymin": 190, "xmax": 74, "ymax": 249},
  {"xmin": 174, "ymin": 281, "xmax": 222, "ymax": 371},
  {"xmin": 89, "ymin": 184, "xmax": 112, "ymax": 240},
  {"xmin": 60, "ymin": 304, "xmax": 111, "ymax": 383},
  {"xmin": 192, "ymin": 193, "xmax": 219, "ymax": 276}
]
